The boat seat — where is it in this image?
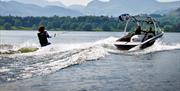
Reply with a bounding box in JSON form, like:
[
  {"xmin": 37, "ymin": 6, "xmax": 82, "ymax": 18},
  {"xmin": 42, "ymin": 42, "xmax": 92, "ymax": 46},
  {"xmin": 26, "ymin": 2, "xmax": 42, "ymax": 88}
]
[{"xmin": 130, "ymin": 35, "xmax": 145, "ymax": 42}]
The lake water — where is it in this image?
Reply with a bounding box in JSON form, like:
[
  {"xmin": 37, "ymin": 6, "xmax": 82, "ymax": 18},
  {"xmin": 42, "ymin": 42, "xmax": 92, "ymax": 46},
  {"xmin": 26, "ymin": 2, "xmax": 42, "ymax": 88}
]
[{"xmin": 0, "ymin": 30, "xmax": 180, "ymax": 91}]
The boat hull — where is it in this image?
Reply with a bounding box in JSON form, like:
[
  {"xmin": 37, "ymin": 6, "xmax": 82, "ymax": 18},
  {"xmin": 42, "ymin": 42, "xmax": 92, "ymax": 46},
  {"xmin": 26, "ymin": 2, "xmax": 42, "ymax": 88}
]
[
  {"xmin": 115, "ymin": 41, "xmax": 155, "ymax": 50},
  {"xmin": 114, "ymin": 44, "xmax": 136, "ymax": 50},
  {"xmin": 140, "ymin": 32, "xmax": 163, "ymax": 49},
  {"xmin": 115, "ymin": 32, "xmax": 164, "ymax": 50}
]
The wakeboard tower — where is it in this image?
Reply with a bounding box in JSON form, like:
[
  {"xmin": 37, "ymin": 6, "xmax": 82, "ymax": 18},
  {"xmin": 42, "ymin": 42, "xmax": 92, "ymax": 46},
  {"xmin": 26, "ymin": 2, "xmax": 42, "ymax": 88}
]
[{"xmin": 114, "ymin": 14, "xmax": 164, "ymax": 50}]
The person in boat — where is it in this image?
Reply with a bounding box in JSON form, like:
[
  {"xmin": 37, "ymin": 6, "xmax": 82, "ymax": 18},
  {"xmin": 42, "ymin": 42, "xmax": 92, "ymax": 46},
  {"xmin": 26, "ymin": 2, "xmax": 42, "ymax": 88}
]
[
  {"xmin": 117, "ymin": 26, "xmax": 142, "ymax": 42},
  {"xmin": 135, "ymin": 26, "xmax": 142, "ymax": 35},
  {"xmin": 142, "ymin": 27, "xmax": 155, "ymax": 41},
  {"xmin": 148, "ymin": 27, "xmax": 155, "ymax": 35},
  {"xmin": 37, "ymin": 26, "xmax": 51, "ymax": 47},
  {"xmin": 146, "ymin": 27, "xmax": 155, "ymax": 38}
]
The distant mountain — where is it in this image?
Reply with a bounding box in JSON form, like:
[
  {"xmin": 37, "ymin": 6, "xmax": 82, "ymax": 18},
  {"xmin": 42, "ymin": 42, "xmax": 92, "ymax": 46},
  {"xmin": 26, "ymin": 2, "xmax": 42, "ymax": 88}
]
[
  {"xmin": 168, "ymin": 7, "xmax": 180, "ymax": 16},
  {"xmin": 153, "ymin": 9, "xmax": 175, "ymax": 15},
  {"xmin": 0, "ymin": 1, "xmax": 83, "ymax": 16},
  {"xmin": 84, "ymin": 0, "xmax": 180, "ymax": 16},
  {"xmin": 0, "ymin": 0, "xmax": 180, "ymax": 17},
  {"xmin": 2, "ymin": 0, "xmax": 66, "ymax": 7},
  {"xmin": 45, "ymin": 1, "xmax": 66, "ymax": 7},
  {"xmin": 68, "ymin": 5, "xmax": 85, "ymax": 12}
]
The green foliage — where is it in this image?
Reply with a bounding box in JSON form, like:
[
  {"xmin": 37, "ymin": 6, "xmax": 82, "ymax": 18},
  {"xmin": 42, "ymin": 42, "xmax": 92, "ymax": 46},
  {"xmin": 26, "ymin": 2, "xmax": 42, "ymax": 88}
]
[
  {"xmin": 159, "ymin": 16, "xmax": 180, "ymax": 32},
  {"xmin": 83, "ymin": 23, "xmax": 92, "ymax": 31},
  {"xmin": 3, "ymin": 23, "xmax": 12, "ymax": 30},
  {"xmin": 102, "ymin": 24, "xmax": 111, "ymax": 31},
  {"xmin": 163, "ymin": 25, "xmax": 173, "ymax": 32},
  {"xmin": 0, "ymin": 15, "xmax": 179, "ymax": 32}
]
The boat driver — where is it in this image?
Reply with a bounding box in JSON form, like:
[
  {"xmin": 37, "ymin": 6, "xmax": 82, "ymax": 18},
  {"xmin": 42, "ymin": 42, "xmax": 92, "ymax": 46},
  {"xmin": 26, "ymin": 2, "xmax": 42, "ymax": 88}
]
[
  {"xmin": 135, "ymin": 26, "xmax": 142, "ymax": 35},
  {"xmin": 148, "ymin": 27, "xmax": 155, "ymax": 35}
]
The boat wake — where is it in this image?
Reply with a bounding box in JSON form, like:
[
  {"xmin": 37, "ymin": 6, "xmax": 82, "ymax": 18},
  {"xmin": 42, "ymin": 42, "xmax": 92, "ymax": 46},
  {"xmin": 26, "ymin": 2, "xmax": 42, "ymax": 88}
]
[
  {"xmin": 0, "ymin": 37, "xmax": 180, "ymax": 82},
  {"xmin": 0, "ymin": 37, "xmax": 115, "ymax": 82}
]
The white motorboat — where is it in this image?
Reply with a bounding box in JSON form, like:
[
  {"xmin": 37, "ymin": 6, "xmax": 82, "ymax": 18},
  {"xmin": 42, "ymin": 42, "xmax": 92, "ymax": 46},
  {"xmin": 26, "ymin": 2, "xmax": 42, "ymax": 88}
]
[{"xmin": 114, "ymin": 14, "xmax": 164, "ymax": 50}]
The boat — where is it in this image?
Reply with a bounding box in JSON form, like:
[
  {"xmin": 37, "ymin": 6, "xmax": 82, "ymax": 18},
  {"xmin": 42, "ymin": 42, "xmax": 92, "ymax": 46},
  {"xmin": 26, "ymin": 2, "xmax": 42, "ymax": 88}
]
[{"xmin": 114, "ymin": 14, "xmax": 164, "ymax": 50}]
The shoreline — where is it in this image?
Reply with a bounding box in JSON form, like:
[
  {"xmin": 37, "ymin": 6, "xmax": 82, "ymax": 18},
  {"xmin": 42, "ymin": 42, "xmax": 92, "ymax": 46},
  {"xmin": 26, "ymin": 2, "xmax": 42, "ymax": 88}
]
[{"xmin": 1, "ymin": 30, "xmax": 180, "ymax": 33}]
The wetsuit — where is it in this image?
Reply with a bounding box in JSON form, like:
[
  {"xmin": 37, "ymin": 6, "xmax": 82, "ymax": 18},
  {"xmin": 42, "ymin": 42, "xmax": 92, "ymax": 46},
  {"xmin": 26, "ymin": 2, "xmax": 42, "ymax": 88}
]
[{"xmin": 37, "ymin": 31, "xmax": 51, "ymax": 47}]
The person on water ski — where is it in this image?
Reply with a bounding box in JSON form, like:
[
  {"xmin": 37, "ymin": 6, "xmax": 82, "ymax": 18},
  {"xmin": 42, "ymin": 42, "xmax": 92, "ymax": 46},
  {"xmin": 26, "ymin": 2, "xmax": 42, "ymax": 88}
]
[{"xmin": 37, "ymin": 26, "xmax": 51, "ymax": 47}]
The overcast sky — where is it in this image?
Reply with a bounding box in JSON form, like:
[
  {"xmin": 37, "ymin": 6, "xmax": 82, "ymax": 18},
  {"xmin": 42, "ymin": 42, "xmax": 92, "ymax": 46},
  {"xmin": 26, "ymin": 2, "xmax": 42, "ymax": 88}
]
[{"xmin": 2, "ymin": 0, "xmax": 180, "ymax": 6}]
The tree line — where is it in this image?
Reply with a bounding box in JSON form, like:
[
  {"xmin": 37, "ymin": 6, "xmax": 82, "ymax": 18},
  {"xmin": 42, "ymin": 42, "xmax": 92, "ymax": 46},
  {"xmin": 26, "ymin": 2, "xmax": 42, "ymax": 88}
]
[{"xmin": 0, "ymin": 15, "xmax": 179, "ymax": 32}]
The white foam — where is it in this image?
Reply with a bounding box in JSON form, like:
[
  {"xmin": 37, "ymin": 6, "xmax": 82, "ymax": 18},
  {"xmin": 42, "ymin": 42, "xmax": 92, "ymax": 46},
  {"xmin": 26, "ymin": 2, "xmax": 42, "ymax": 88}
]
[
  {"xmin": 18, "ymin": 41, "xmax": 39, "ymax": 49},
  {"xmin": 0, "ymin": 67, "xmax": 10, "ymax": 73},
  {"xmin": 21, "ymin": 45, "xmax": 108, "ymax": 78},
  {"xmin": 130, "ymin": 40, "xmax": 180, "ymax": 55},
  {"xmin": 0, "ymin": 41, "xmax": 39, "ymax": 54}
]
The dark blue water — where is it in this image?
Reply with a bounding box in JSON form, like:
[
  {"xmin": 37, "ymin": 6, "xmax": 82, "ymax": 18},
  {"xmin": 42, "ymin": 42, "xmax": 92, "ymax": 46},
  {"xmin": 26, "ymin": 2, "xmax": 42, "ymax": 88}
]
[{"xmin": 0, "ymin": 31, "xmax": 180, "ymax": 91}]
